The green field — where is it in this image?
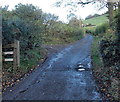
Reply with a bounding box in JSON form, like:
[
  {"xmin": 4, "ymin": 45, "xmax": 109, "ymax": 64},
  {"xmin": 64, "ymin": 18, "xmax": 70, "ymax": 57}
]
[{"xmin": 83, "ymin": 14, "xmax": 109, "ymax": 26}]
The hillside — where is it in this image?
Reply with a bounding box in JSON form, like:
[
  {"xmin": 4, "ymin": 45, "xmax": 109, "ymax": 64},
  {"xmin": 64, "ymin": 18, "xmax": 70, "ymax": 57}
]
[{"xmin": 83, "ymin": 14, "xmax": 109, "ymax": 26}]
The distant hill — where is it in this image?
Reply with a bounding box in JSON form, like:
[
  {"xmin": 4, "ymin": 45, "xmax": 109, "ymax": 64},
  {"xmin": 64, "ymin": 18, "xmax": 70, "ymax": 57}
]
[
  {"xmin": 85, "ymin": 14, "xmax": 100, "ymax": 20},
  {"xmin": 83, "ymin": 14, "xmax": 109, "ymax": 26}
]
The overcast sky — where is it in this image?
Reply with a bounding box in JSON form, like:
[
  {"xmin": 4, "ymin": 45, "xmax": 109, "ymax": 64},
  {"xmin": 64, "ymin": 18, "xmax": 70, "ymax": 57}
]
[{"xmin": 1, "ymin": 0, "xmax": 108, "ymax": 22}]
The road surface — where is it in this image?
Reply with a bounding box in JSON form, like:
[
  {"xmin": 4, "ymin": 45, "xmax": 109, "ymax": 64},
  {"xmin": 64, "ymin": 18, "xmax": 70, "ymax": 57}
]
[{"xmin": 3, "ymin": 35, "xmax": 102, "ymax": 100}]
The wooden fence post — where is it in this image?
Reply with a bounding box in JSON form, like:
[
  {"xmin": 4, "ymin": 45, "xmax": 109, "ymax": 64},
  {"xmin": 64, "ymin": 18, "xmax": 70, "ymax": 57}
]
[
  {"xmin": 0, "ymin": 26, "xmax": 2, "ymax": 71},
  {"xmin": 0, "ymin": 12, "xmax": 2, "ymax": 99},
  {"xmin": 13, "ymin": 40, "xmax": 20, "ymax": 69}
]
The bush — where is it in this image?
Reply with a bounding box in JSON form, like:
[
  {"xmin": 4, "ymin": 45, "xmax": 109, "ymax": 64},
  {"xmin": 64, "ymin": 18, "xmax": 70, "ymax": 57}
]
[
  {"xmin": 100, "ymin": 40, "xmax": 117, "ymax": 67},
  {"xmin": 2, "ymin": 4, "xmax": 43, "ymax": 50},
  {"xmin": 94, "ymin": 23, "xmax": 109, "ymax": 35}
]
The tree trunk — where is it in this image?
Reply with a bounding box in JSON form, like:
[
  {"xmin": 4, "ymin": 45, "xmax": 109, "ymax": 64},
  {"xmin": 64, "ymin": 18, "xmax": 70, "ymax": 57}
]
[
  {"xmin": 118, "ymin": 2, "xmax": 120, "ymax": 11},
  {"xmin": 107, "ymin": 2, "xmax": 114, "ymax": 27}
]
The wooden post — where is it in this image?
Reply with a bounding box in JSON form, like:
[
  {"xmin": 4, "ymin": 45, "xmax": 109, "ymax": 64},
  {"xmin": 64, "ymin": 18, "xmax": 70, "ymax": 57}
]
[
  {"xmin": 0, "ymin": 33, "xmax": 2, "ymax": 70},
  {"xmin": 0, "ymin": 10, "xmax": 2, "ymax": 71},
  {"xmin": 13, "ymin": 40, "xmax": 20, "ymax": 69},
  {"xmin": 0, "ymin": 36, "xmax": 1, "ymax": 102},
  {"xmin": 0, "ymin": 10, "xmax": 2, "ymax": 99}
]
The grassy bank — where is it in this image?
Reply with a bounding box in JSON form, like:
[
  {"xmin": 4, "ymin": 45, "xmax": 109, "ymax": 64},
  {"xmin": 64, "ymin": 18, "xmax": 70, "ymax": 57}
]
[
  {"xmin": 43, "ymin": 35, "xmax": 83, "ymax": 45},
  {"xmin": 83, "ymin": 14, "xmax": 109, "ymax": 35},
  {"xmin": 83, "ymin": 14, "xmax": 108, "ymax": 26},
  {"xmin": 91, "ymin": 36, "xmax": 119, "ymax": 101},
  {"xmin": 43, "ymin": 28, "xmax": 84, "ymax": 45}
]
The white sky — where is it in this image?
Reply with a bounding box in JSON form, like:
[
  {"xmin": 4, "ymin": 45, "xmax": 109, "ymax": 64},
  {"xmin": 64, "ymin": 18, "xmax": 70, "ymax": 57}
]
[{"xmin": 1, "ymin": 0, "xmax": 108, "ymax": 23}]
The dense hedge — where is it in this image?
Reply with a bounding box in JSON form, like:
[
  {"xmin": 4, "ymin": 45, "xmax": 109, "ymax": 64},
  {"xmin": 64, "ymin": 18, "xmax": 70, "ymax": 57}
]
[{"xmin": 99, "ymin": 9, "xmax": 120, "ymax": 70}]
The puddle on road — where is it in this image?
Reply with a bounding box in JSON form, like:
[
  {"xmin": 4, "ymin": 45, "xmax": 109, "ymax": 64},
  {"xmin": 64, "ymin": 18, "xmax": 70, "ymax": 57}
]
[
  {"xmin": 75, "ymin": 67, "xmax": 86, "ymax": 72},
  {"xmin": 75, "ymin": 63, "xmax": 92, "ymax": 72},
  {"xmin": 76, "ymin": 64, "xmax": 86, "ymax": 72},
  {"xmin": 77, "ymin": 64, "xmax": 84, "ymax": 68},
  {"xmin": 77, "ymin": 68, "xmax": 85, "ymax": 71},
  {"xmin": 76, "ymin": 55, "xmax": 92, "ymax": 72}
]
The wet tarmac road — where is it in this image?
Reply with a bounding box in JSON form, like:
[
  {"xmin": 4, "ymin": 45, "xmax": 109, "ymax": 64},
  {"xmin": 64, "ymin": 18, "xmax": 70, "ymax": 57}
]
[{"xmin": 3, "ymin": 35, "xmax": 102, "ymax": 100}]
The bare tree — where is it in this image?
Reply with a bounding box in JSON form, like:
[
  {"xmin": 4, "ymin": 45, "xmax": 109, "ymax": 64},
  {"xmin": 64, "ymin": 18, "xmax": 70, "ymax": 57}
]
[
  {"xmin": 55, "ymin": 0, "xmax": 120, "ymax": 27},
  {"xmin": 78, "ymin": 0, "xmax": 115, "ymax": 26}
]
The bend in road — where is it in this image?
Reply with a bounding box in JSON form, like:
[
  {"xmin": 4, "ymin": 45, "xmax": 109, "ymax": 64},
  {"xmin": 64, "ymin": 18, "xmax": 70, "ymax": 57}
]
[{"xmin": 3, "ymin": 35, "xmax": 102, "ymax": 100}]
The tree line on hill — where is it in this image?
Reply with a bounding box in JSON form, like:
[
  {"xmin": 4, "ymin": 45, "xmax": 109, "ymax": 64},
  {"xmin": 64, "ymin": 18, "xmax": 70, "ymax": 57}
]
[{"xmin": 85, "ymin": 14, "xmax": 100, "ymax": 20}]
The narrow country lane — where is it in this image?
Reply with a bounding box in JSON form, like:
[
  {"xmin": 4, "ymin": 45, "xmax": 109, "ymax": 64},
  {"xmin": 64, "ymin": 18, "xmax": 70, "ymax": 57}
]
[{"xmin": 3, "ymin": 35, "xmax": 102, "ymax": 100}]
